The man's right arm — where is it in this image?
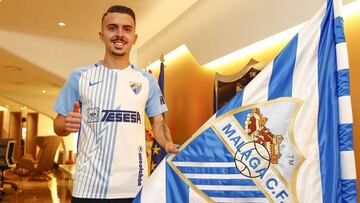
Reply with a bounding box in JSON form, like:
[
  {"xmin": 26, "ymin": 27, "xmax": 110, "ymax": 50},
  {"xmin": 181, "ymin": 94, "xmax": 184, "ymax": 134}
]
[{"xmin": 54, "ymin": 102, "xmax": 81, "ymax": 136}]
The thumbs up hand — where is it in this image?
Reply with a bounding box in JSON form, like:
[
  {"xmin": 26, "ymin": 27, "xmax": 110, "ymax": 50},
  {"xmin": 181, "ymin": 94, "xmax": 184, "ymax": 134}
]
[
  {"xmin": 64, "ymin": 101, "xmax": 82, "ymax": 133},
  {"xmin": 73, "ymin": 101, "xmax": 80, "ymax": 113}
]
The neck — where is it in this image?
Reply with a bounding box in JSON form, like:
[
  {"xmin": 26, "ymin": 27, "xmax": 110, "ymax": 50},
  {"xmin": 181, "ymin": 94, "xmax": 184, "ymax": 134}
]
[{"xmin": 102, "ymin": 54, "xmax": 130, "ymax": 70}]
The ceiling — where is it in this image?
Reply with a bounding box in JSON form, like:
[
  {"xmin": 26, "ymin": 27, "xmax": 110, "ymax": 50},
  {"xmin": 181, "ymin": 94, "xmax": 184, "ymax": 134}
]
[{"xmin": 0, "ymin": 0, "xmax": 195, "ymax": 45}]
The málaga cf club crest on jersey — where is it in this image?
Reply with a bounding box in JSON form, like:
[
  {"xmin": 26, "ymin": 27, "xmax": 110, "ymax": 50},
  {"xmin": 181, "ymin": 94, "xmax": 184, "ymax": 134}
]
[{"xmin": 130, "ymin": 81, "xmax": 142, "ymax": 95}]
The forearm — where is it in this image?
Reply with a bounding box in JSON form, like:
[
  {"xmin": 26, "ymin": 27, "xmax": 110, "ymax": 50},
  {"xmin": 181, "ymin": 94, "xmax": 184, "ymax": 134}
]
[
  {"xmin": 150, "ymin": 114, "xmax": 178, "ymax": 153},
  {"xmin": 152, "ymin": 119, "xmax": 173, "ymax": 148}
]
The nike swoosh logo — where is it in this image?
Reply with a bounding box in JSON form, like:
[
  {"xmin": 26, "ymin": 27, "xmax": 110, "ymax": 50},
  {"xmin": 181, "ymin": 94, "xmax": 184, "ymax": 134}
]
[{"xmin": 89, "ymin": 81, "xmax": 103, "ymax": 86}]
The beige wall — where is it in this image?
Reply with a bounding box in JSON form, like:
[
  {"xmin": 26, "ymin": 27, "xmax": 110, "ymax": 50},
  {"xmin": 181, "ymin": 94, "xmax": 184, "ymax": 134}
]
[{"xmin": 37, "ymin": 113, "xmax": 53, "ymax": 136}]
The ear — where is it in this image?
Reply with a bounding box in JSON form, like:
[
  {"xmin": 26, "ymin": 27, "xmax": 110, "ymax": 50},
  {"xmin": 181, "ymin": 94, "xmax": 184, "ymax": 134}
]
[{"xmin": 99, "ymin": 32, "xmax": 104, "ymax": 42}]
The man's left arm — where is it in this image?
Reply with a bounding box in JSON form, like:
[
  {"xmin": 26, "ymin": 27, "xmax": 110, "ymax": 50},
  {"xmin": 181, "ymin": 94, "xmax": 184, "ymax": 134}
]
[{"xmin": 150, "ymin": 114, "xmax": 179, "ymax": 154}]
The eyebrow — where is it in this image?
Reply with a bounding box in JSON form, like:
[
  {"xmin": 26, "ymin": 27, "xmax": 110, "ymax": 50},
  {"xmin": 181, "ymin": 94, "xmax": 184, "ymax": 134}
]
[
  {"xmin": 106, "ymin": 23, "xmax": 118, "ymax": 28},
  {"xmin": 106, "ymin": 24, "xmax": 134, "ymax": 32},
  {"xmin": 106, "ymin": 23, "xmax": 133, "ymax": 28},
  {"xmin": 123, "ymin": 25, "xmax": 133, "ymax": 29}
]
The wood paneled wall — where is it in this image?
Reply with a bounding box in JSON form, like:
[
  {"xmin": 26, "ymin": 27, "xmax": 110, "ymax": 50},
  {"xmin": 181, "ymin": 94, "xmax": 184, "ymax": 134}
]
[
  {"xmin": 0, "ymin": 111, "xmax": 3, "ymax": 138},
  {"xmin": 9, "ymin": 111, "xmax": 22, "ymax": 161},
  {"xmin": 26, "ymin": 112, "xmax": 38, "ymax": 159}
]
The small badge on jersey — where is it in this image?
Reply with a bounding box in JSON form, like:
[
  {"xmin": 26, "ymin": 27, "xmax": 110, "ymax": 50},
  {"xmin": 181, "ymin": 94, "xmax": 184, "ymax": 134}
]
[
  {"xmin": 87, "ymin": 107, "xmax": 99, "ymax": 123},
  {"xmin": 130, "ymin": 81, "xmax": 142, "ymax": 95}
]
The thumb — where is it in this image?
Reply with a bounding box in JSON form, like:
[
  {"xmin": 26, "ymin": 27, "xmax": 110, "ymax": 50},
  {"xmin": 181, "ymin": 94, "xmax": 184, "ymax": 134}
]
[{"xmin": 73, "ymin": 101, "xmax": 80, "ymax": 113}]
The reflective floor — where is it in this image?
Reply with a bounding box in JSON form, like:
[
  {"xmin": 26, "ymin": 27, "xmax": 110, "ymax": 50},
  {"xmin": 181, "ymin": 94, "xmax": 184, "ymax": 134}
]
[{"xmin": 1, "ymin": 168, "xmax": 72, "ymax": 203}]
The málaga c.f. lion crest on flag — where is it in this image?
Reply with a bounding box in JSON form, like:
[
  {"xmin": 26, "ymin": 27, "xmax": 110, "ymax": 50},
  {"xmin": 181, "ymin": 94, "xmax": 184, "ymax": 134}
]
[
  {"xmin": 167, "ymin": 98, "xmax": 304, "ymax": 202},
  {"xmin": 134, "ymin": 0, "xmax": 357, "ymax": 202},
  {"xmin": 244, "ymin": 108, "xmax": 284, "ymax": 165}
]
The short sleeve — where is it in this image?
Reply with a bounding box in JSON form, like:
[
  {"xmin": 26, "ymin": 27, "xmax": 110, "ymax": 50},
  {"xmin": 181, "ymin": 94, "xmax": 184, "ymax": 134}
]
[
  {"xmin": 53, "ymin": 68, "xmax": 86, "ymax": 116},
  {"xmin": 145, "ymin": 74, "xmax": 168, "ymax": 117}
]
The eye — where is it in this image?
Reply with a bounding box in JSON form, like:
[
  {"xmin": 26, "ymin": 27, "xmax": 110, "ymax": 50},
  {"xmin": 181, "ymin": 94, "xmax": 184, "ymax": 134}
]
[
  {"xmin": 124, "ymin": 26, "xmax": 132, "ymax": 33},
  {"xmin": 108, "ymin": 25, "xmax": 116, "ymax": 32}
]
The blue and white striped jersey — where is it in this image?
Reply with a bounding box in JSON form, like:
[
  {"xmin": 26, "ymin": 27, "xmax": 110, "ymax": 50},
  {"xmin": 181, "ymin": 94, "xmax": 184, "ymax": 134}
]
[{"xmin": 53, "ymin": 63, "xmax": 167, "ymax": 199}]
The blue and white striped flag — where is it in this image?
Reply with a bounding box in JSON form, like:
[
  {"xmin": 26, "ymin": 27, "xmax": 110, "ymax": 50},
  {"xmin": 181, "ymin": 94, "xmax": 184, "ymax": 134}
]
[
  {"xmin": 150, "ymin": 61, "xmax": 167, "ymax": 173},
  {"xmin": 134, "ymin": 0, "xmax": 357, "ymax": 202}
]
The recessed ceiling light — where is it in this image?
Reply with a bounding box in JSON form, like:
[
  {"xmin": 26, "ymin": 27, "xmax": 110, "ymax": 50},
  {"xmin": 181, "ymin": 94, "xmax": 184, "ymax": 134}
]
[
  {"xmin": 42, "ymin": 90, "xmax": 46, "ymax": 94},
  {"xmin": 58, "ymin": 22, "xmax": 65, "ymax": 27}
]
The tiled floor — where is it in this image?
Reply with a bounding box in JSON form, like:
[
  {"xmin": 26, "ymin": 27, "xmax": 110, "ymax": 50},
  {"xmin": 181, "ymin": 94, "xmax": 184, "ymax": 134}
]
[{"xmin": 1, "ymin": 168, "xmax": 72, "ymax": 203}]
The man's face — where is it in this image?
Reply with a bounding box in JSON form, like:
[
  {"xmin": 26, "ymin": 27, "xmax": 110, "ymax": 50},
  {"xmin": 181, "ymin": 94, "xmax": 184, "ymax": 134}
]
[{"xmin": 99, "ymin": 13, "xmax": 137, "ymax": 57}]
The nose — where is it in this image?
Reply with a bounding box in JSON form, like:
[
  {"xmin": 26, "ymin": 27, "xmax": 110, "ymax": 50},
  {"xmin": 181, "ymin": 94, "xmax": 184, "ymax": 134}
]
[{"xmin": 115, "ymin": 28, "xmax": 125, "ymax": 37}]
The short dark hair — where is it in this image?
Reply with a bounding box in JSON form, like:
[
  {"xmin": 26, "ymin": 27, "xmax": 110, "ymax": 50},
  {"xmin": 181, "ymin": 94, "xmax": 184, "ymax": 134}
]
[{"xmin": 102, "ymin": 5, "xmax": 136, "ymax": 25}]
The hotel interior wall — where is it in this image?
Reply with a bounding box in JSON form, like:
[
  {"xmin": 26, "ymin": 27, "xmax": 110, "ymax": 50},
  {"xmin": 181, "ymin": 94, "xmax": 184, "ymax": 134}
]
[{"xmin": 148, "ymin": 2, "xmax": 360, "ymax": 192}]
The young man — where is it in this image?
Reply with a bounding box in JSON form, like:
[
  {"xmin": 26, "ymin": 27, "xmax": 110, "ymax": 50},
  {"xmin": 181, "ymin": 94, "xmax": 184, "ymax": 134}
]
[{"xmin": 53, "ymin": 5, "xmax": 178, "ymax": 203}]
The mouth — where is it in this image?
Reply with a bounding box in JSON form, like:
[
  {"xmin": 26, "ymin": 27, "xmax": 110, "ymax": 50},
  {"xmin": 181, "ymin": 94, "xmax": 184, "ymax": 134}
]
[{"xmin": 112, "ymin": 39, "xmax": 127, "ymax": 49}]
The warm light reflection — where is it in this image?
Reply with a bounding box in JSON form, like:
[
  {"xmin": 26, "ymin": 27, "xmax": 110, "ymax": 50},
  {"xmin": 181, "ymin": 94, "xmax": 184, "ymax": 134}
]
[
  {"xmin": 49, "ymin": 174, "xmax": 60, "ymax": 203},
  {"xmin": 203, "ymin": 23, "xmax": 305, "ymax": 69},
  {"xmin": 203, "ymin": 0, "xmax": 360, "ymax": 69},
  {"xmin": 344, "ymin": 0, "xmax": 360, "ymax": 17},
  {"xmin": 58, "ymin": 22, "xmax": 66, "ymax": 27},
  {"xmin": 146, "ymin": 44, "xmax": 189, "ymax": 71},
  {"xmin": 22, "ymin": 127, "xmax": 27, "ymax": 140}
]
